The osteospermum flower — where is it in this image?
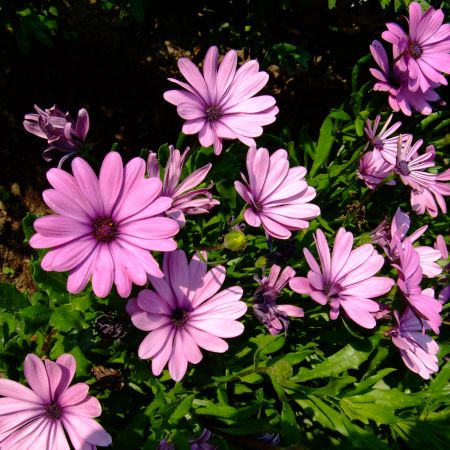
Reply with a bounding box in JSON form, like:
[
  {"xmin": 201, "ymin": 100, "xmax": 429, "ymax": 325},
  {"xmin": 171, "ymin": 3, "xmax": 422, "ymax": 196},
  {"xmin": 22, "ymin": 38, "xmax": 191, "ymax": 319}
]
[
  {"xmin": 253, "ymin": 264, "xmax": 304, "ymax": 335},
  {"xmin": 0, "ymin": 353, "xmax": 112, "ymax": 449},
  {"xmin": 234, "ymin": 147, "xmax": 320, "ymax": 239},
  {"xmin": 382, "ymin": 2, "xmax": 450, "ymax": 92},
  {"xmin": 127, "ymin": 250, "xmax": 247, "ymax": 381},
  {"xmin": 289, "ymin": 228, "xmax": 394, "ymax": 329},
  {"xmin": 357, "ymin": 150, "xmax": 395, "ymax": 189},
  {"xmin": 24, "ymin": 104, "xmax": 90, "ymax": 166},
  {"xmin": 147, "ymin": 145, "xmax": 219, "ymax": 225},
  {"xmin": 163, "ymin": 45, "xmax": 279, "ymax": 155},
  {"xmin": 29, "ymin": 152, "xmax": 179, "ymax": 298},
  {"xmin": 369, "ymin": 40, "xmax": 441, "ymax": 116}
]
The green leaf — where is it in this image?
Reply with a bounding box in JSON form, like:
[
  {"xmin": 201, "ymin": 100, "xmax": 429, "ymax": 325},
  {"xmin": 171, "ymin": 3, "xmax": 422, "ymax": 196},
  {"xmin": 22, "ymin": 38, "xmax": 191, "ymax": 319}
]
[
  {"xmin": 0, "ymin": 283, "xmax": 29, "ymax": 312},
  {"xmin": 310, "ymin": 116, "xmax": 334, "ymax": 177},
  {"xmin": 168, "ymin": 394, "xmax": 194, "ymax": 424},
  {"xmin": 22, "ymin": 212, "xmax": 38, "ymax": 244},
  {"xmin": 50, "ymin": 305, "xmax": 86, "ymax": 332},
  {"xmin": 195, "ymin": 403, "xmax": 238, "ymax": 418}
]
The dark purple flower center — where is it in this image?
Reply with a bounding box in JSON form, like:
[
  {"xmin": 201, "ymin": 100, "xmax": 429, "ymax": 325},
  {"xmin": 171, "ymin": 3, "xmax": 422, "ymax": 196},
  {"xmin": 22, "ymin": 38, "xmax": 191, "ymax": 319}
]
[
  {"xmin": 372, "ymin": 137, "xmax": 384, "ymax": 151},
  {"xmin": 205, "ymin": 105, "xmax": 223, "ymax": 122},
  {"xmin": 93, "ymin": 217, "xmax": 118, "ymax": 243},
  {"xmin": 45, "ymin": 402, "xmax": 62, "ymax": 420},
  {"xmin": 408, "ymin": 41, "xmax": 423, "ymax": 59},
  {"xmin": 397, "ymin": 160, "xmax": 410, "ymax": 176},
  {"xmin": 171, "ymin": 307, "xmax": 189, "ymax": 328}
]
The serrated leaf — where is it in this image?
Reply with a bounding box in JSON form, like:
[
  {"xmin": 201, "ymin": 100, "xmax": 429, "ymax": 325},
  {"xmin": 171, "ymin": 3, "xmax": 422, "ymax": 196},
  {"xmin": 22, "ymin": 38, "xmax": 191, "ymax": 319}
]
[{"xmin": 50, "ymin": 305, "xmax": 86, "ymax": 332}]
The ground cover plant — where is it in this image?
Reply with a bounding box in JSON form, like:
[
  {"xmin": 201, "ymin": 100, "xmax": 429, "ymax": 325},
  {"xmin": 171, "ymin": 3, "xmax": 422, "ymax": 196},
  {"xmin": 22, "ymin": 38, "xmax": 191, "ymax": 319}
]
[{"xmin": 0, "ymin": 0, "xmax": 449, "ymax": 448}]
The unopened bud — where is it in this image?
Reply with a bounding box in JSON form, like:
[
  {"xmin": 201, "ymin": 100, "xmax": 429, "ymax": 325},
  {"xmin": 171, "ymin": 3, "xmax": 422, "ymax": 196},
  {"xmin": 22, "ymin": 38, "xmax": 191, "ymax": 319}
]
[{"xmin": 223, "ymin": 229, "xmax": 247, "ymax": 252}]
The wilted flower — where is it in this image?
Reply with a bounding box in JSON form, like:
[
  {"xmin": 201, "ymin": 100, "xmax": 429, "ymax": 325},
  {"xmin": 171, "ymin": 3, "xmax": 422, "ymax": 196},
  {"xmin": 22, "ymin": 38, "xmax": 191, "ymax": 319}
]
[
  {"xmin": 164, "ymin": 45, "xmax": 278, "ymax": 155},
  {"xmin": 235, "ymin": 147, "xmax": 320, "ymax": 239},
  {"xmin": 395, "ymin": 238, "xmax": 442, "ymax": 332},
  {"xmin": 0, "ymin": 353, "xmax": 112, "ymax": 449},
  {"xmin": 369, "ymin": 40, "xmax": 441, "ymax": 116},
  {"xmin": 290, "ymin": 228, "xmax": 394, "ymax": 329},
  {"xmin": 127, "ymin": 250, "xmax": 246, "ymax": 382},
  {"xmin": 387, "ymin": 308, "xmax": 439, "ymax": 379},
  {"xmin": 357, "ymin": 150, "xmax": 395, "ymax": 189},
  {"xmin": 253, "ymin": 264, "xmax": 304, "ymax": 335},
  {"xmin": 158, "ymin": 439, "xmax": 176, "ymax": 450},
  {"xmin": 30, "ymin": 152, "xmax": 179, "ymax": 298},
  {"xmin": 382, "ymin": 2, "xmax": 450, "ymax": 92},
  {"xmin": 147, "ymin": 146, "xmax": 219, "ymax": 225},
  {"xmin": 24, "ymin": 104, "xmax": 90, "ymax": 165},
  {"xmin": 189, "ymin": 429, "xmax": 217, "ymax": 450}
]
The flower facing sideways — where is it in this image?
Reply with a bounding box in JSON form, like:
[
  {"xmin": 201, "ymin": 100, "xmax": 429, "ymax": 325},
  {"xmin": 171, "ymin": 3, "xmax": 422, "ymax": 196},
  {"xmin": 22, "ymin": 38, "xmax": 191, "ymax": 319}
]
[
  {"xmin": 253, "ymin": 264, "xmax": 304, "ymax": 335},
  {"xmin": 235, "ymin": 147, "xmax": 320, "ymax": 239},
  {"xmin": 24, "ymin": 104, "xmax": 90, "ymax": 166},
  {"xmin": 387, "ymin": 307, "xmax": 439, "ymax": 379},
  {"xmin": 147, "ymin": 145, "xmax": 219, "ymax": 225},
  {"xmin": 0, "ymin": 353, "xmax": 111, "ymax": 449},
  {"xmin": 30, "ymin": 152, "xmax": 179, "ymax": 298},
  {"xmin": 127, "ymin": 250, "xmax": 247, "ymax": 381},
  {"xmin": 164, "ymin": 45, "xmax": 278, "ymax": 155},
  {"xmin": 289, "ymin": 228, "xmax": 394, "ymax": 329}
]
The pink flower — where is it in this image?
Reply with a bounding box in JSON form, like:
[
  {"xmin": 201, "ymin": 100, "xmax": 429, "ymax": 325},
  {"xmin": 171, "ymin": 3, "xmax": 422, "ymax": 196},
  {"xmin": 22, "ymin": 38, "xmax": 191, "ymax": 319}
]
[
  {"xmin": 163, "ymin": 46, "xmax": 279, "ymax": 155},
  {"xmin": 357, "ymin": 150, "xmax": 395, "ymax": 189},
  {"xmin": 234, "ymin": 147, "xmax": 320, "ymax": 239},
  {"xmin": 253, "ymin": 264, "xmax": 304, "ymax": 335},
  {"xmin": 29, "ymin": 152, "xmax": 179, "ymax": 298},
  {"xmin": 289, "ymin": 228, "xmax": 394, "ymax": 329},
  {"xmin": 364, "ymin": 114, "xmax": 405, "ymax": 164},
  {"xmin": 382, "ymin": 2, "xmax": 450, "ymax": 92},
  {"xmin": 147, "ymin": 146, "xmax": 219, "ymax": 225},
  {"xmin": 395, "ymin": 238, "xmax": 442, "ymax": 331},
  {"xmin": 127, "ymin": 250, "xmax": 246, "ymax": 381},
  {"xmin": 435, "ymin": 234, "xmax": 448, "ymax": 259},
  {"xmin": 24, "ymin": 104, "xmax": 90, "ymax": 166},
  {"xmin": 369, "ymin": 40, "xmax": 441, "ymax": 116},
  {"xmin": 0, "ymin": 353, "xmax": 112, "ymax": 449},
  {"xmin": 387, "ymin": 308, "xmax": 439, "ymax": 379},
  {"xmin": 372, "ymin": 208, "xmax": 441, "ymax": 278}
]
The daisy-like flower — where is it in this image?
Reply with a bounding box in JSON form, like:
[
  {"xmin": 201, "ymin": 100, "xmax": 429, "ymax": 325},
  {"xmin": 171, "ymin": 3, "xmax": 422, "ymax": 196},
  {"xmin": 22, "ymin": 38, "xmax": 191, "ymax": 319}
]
[
  {"xmin": 289, "ymin": 228, "xmax": 394, "ymax": 329},
  {"xmin": 382, "ymin": 2, "xmax": 450, "ymax": 92},
  {"xmin": 357, "ymin": 150, "xmax": 395, "ymax": 189},
  {"xmin": 127, "ymin": 250, "xmax": 247, "ymax": 382},
  {"xmin": 234, "ymin": 147, "xmax": 320, "ymax": 239},
  {"xmin": 395, "ymin": 238, "xmax": 442, "ymax": 332},
  {"xmin": 163, "ymin": 45, "xmax": 279, "ymax": 155},
  {"xmin": 435, "ymin": 234, "xmax": 448, "ymax": 260},
  {"xmin": 386, "ymin": 307, "xmax": 439, "ymax": 380},
  {"xmin": 24, "ymin": 104, "xmax": 90, "ymax": 166},
  {"xmin": 0, "ymin": 353, "xmax": 112, "ymax": 449},
  {"xmin": 364, "ymin": 114, "xmax": 406, "ymax": 164},
  {"xmin": 253, "ymin": 264, "xmax": 304, "ymax": 335},
  {"xmin": 369, "ymin": 40, "xmax": 441, "ymax": 116},
  {"xmin": 147, "ymin": 145, "xmax": 219, "ymax": 225},
  {"xmin": 29, "ymin": 152, "xmax": 179, "ymax": 298}
]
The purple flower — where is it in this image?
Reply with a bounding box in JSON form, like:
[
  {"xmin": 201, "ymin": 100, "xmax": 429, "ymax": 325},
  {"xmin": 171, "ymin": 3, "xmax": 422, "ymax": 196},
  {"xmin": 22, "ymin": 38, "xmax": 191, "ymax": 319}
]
[
  {"xmin": 289, "ymin": 228, "xmax": 394, "ymax": 329},
  {"xmin": 189, "ymin": 429, "xmax": 217, "ymax": 450},
  {"xmin": 382, "ymin": 2, "xmax": 450, "ymax": 92},
  {"xmin": 357, "ymin": 150, "xmax": 395, "ymax": 189},
  {"xmin": 163, "ymin": 46, "xmax": 279, "ymax": 155},
  {"xmin": 29, "ymin": 152, "xmax": 179, "ymax": 298},
  {"xmin": 395, "ymin": 238, "xmax": 442, "ymax": 332},
  {"xmin": 147, "ymin": 146, "xmax": 219, "ymax": 225},
  {"xmin": 24, "ymin": 104, "xmax": 90, "ymax": 165},
  {"xmin": 364, "ymin": 114, "xmax": 405, "ymax": 165},
  {"xmin": 0, "ymin": 353, "xmax": 112, "ymax": 449},
  {"xmin": 158, "ymin": 439, "xmax": 175, "ymax": 450},
  {"xmin": 234, "ymin": 147, "xmax": 320, "ymax": 239},
  {"xmin": 387, "ymin": 308, "xmax": 439, "ymax": 379},
  {"xmin": 253, "ymin": 264, "xmax": 304, "ymax": 335},
  {"xmin": 369, "ymin": 40, "xmax": 441, "ymax": 116},
  {"xmin": 127, "ymin": 250, "xmax": 246, "ymax": 382},
  {"xmin": 434, "ymin": 234, "xmax": 448, "ymax": 260}
]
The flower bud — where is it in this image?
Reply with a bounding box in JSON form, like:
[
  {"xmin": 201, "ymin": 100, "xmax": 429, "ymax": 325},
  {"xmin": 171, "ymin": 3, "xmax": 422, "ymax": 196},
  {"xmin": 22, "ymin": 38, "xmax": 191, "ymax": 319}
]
[{"xmin": 223, "ymin": 229, "xmax": 247, "ymax": 251}]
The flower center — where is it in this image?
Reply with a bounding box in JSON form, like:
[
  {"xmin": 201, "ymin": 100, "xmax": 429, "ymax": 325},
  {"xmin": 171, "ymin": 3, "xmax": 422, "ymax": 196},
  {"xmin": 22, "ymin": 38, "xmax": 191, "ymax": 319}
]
[
  {"xmin": 372, "ymin": 137, "xmax": 384, "ymax": 151},
  {"xmin": 171, "ymin": 307, "xmax": 189, "ymax": 328},
  {"xmin": 205, "ymin": 105, "xmax": 222, "ymax": 122},
  {"xmin": 396, "ymin": 160, "xmax": 410, "ymax": 176},
  {"xmin": 45, "ymin": 402, "xmax": 62, "ymax": 421},
  {"xmin": 408, "ymin": 41, "xmax": 423, "ymax": 59},
  {"xmin": 93, "ymin": 217, "xmax": 118, "ymax": 243}
]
